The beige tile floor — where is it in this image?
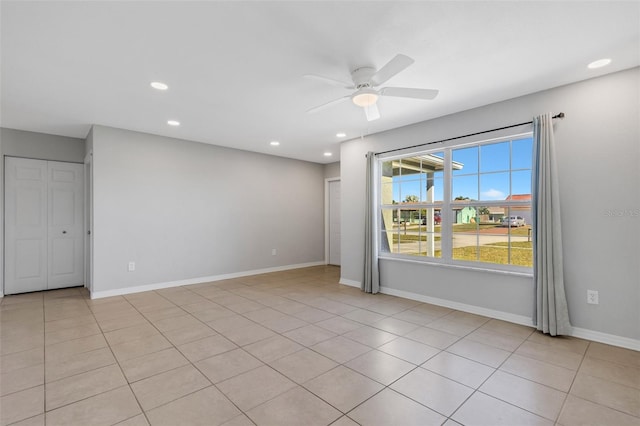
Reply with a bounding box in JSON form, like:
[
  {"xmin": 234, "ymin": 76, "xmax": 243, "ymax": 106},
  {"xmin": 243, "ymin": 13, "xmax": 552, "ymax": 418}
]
[{"xmin": 1, "ymin": 266, "xmax": 638, "ymax": 426}]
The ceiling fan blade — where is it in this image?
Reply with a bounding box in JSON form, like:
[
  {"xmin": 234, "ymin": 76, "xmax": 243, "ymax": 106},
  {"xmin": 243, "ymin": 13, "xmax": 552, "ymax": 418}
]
[
  {"xmin": 306, "ymin": 96, "xmax": 350, "ymax": 114},
  {"xmin": 364, "ymin": 103, "xmax": 380, "ymax": 121},
  {"xmin": 304, "ymin": 74, "xmax": 354, "ymax": 90},
  {"xmin": 381, "ymin": 87, "xmax": 439, "ymax": 100},
  {"xmin": 371, "ymin": 54, "xmax": 415, "ymax": 86}
]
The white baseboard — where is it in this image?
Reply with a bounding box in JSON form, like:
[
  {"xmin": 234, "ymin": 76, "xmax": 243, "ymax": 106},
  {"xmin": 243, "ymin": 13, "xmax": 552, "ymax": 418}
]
[
  {"xmin": 570, "ymin": 326, "xmax": 640, "ymax": 351},
  {"xmin": 380, "ymin": 286, "xmax": 640, "ymax": 351},
  {"xmin": 339, "ymin": 277, "xmax": 361, "ymax": 288},
  {"xmin": 380, "ymin": 286, "xmax": 534, "ymax": 327},
  {"xmin": 90, "ymin": 261, "xmax": 325, "ymax": 299}
]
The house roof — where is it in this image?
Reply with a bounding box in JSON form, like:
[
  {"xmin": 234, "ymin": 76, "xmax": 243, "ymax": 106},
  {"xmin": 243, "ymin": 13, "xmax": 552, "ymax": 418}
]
[
  {"xmin": 390, "ymin": 154, "xmax": 464, "ymax": 175},
  {"xmin": 505, "ymin": 194, "xmax": 532, "ymax": 201}
]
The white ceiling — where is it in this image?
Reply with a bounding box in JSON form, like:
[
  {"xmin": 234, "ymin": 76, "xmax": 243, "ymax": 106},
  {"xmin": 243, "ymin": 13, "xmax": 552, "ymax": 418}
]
[{"xmin": 1, "ymin": 1, "xmax": 638, "ymax": 164}]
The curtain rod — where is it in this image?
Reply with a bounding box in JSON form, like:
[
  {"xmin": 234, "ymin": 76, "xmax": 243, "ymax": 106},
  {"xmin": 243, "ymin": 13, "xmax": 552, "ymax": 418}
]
[{"xmin": 372, "ymin": 112, "xmax": 565, "ymax": 157}]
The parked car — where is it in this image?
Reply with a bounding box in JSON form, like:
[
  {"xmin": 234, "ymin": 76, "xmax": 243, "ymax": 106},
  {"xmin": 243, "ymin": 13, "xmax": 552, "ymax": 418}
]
[
  {"xmin": 421, "ymin": 214, "xmax": 442, "ymax": 225},
  {"xmin": 502, "ymin": 215, "xmax": 526, "ymax": 227}
]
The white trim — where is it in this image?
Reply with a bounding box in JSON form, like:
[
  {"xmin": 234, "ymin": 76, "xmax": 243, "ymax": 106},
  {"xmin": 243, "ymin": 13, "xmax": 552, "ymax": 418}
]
[
  {"xmin": 90, "ymin": 261, "xmax": 325, "ymax": 299},
  {"xmin": 379, "ymin": 285, "xmax": 640, "ymax": 351},
  {"xmin": 83, "ymin": 151, "xmax": 93, "ymax": 293},
  {"xmin": 339, "ymin": 277, "xmax": 361, "ymax": 288},
  {"xmin": 570, "ymin": 326, "xmax": 640, "ymax": 351},
  {"xmin": 379, "ymin": 256, "xmax": 533, "ymax": 278},
  {"xmin": 378, "ymin": 134, "xmax": 534, "ymax": 273},
  {"xmin": 324, "ymin": 177, "xmax": 340, "ymax": 265},
  {"xmin": 380, "ymin": 285, "xmax": 534, "ymax": 327}
]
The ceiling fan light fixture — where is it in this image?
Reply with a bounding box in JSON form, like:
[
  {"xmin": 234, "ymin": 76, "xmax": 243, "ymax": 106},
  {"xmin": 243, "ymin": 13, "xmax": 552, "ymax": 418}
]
[{"xmin": 352, "ymin": 88, "xmax": 379, "ymax": 107}]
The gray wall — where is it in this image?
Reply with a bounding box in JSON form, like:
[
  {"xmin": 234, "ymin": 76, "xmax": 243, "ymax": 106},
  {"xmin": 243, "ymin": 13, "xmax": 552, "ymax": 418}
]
[
  {"xmin": 0, "ymin": 128, "xmax": 86, "ymax": 293},
  {"xmin": 324, "ymin": 162, "xmax": 340, "ymax": 179},
  {"xmin": 90, "ymin": 126, "xmax": 325, "ymax": 292},
  {"xmin": 1, "ymin": 128, "xmax": 86, "ymax": 162},
  {"xmin": 341, "ymin": 68, "xmax": 640, "ymax": 340}
]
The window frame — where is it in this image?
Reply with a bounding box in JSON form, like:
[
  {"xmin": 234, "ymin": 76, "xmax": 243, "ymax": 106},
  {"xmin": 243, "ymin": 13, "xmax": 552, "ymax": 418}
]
[{"xmin": 377, "ymin": 132, "xmax": 533, "ymax": 275}]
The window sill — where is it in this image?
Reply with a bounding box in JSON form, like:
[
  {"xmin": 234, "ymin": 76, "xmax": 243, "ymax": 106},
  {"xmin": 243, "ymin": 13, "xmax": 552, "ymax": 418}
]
[{"xmin": 378, "ymin": 254, "xmax": 534, "ymax": 278}]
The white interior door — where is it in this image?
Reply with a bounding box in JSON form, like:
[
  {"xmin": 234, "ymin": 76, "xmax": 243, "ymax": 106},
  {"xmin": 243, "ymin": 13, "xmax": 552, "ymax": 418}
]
[
  {"xmin": 328, "ymin": 180, "xmax": 341, "ymax": 266},
  {"xmin": 4, "ymin": 157, "xmax": 84, "ymax": 294},
  {"xmin": 48, "ymin": 161, "xmax": 84, "ymax": 289},
  {"xmin": 4, "ymin": 158, "xmax": 48, "ymax": 294}
]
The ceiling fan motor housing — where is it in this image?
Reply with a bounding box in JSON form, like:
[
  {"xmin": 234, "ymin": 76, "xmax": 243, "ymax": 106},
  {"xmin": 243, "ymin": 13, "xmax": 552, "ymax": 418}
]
[{"xmin": 351, "ymin": 66, "xmax": 376, "ymax": 88}]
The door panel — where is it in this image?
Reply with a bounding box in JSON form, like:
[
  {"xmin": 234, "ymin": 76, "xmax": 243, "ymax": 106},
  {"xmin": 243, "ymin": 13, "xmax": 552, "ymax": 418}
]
[
  {"xmin": 47, "ymin": 161, "xmax": 84, "ymax": 289},
  {"xmin": 51, "ymin": 189, "xmax": 75, "ymax": 225},
  {"xmin": 16, "ymin": 188, "xmax": 45, "ymax": 226},
  {"xmin": 15, "ymin": 239, "xmax": 44, "ymax": 279},
  {"xmin": 51, "ymin": 238, "xmax": 75, "ymax": 275},
  {"xmin": 5, "ymin": 158, "xmax": 48, "ymax": 294}
]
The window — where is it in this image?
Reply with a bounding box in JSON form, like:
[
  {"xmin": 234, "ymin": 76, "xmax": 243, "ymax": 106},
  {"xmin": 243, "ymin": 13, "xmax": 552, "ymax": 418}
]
[{"xmin": 379, "ymin": 134, "xmax": 533, "ymax": 272}]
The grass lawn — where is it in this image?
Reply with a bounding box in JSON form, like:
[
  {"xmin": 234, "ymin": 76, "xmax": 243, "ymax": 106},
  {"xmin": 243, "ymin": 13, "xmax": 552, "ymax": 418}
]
[
  {"xmin": 452, "ymin": 241, "xmax": 532, "ymax": 267},
  {"xmin": 509, "ymin": 226, "xmax": 533, "ymax": 237},
  {"xmin": 392, "ymin": 234, "xmax": 441, "ymax": 243},
  {"xmin": 402, "ymin": 241, "xmax": 533, "ymax": 267}
]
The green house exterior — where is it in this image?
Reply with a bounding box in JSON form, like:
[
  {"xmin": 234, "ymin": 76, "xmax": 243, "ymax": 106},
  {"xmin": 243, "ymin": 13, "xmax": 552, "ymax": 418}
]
[{"xmin": 456, "ymin": 206, "xmax": 477, "ymax": 224}]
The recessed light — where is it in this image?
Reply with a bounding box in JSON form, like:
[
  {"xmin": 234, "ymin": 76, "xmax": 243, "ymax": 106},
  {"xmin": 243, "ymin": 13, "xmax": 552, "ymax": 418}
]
[
  {"xmin": 324, "ymin": 152, "xmax": 332, "ymax": 157},
  {"xmin": 587, "ymin": 58, "xmax": 611, "ymax": 69},
  {"xmin": 336, "ymin": 132, "xmax": 347, "ymax": 138},
  {"xmin": 150, "ymin": 81, "xmax": 169, "ymax": 90},
  {"xmin": 167, "ymin": 120, "xmax": 180, "ymax": 126},
  {"xmin": 270, "ymin": 141, "xmax": 280, "ymax": 146}
]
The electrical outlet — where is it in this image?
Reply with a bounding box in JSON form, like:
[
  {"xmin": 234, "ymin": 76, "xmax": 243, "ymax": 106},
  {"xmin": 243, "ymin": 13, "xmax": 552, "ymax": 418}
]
[
  {"xmin": 271, "ymin": 249, "xmax": 277, "ymax": 256},
  {"xmin": 587, "ymin": 290, "xmax": 599, "ymax": 305},
  {"xmin": 128, "ymin": 261, "xmax": 135, "ymax": 272}
]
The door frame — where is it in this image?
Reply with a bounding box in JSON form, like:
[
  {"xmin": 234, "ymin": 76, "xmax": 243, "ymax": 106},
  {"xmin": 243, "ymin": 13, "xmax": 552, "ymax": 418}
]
[
  {"xmin": 84, "ymin": 151, "xmax": 93, "ymax": 293},
  {"xmin": 324, "ymin": 177, "xmax": 340, "ymax": 265}
]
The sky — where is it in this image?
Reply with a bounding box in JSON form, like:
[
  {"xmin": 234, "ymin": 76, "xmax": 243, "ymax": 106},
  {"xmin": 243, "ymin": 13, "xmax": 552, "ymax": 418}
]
[{"xmin": 385, "ymin": 137, "xmax": 533, "ymax": 203}]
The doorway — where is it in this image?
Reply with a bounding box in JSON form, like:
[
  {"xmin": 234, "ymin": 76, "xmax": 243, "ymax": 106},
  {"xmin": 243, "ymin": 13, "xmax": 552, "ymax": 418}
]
[
  {"xmin": 325, "ymin": 178, "xmax": 341, "ymax": 266},
  {"xmin": 4, "ymin": 157, "xmax": 84, "ymax": 295}
]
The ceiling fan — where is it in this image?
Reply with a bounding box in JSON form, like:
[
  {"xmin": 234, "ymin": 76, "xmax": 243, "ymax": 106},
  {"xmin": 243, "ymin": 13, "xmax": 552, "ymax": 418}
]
[{"xmin": 305, "ymin": 54, "xmax": 439, "ymax": 122}]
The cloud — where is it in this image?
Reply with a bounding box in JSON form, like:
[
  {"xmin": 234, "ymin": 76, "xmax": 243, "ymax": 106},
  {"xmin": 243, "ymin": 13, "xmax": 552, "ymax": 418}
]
[{"xmin": 481, "ymin": 188, "xmax": 506, "ymax": 200}]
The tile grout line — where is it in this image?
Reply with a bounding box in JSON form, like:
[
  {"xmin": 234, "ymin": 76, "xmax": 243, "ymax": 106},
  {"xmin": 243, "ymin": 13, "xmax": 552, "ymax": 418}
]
[
  {"xmin": 81, "ymin": 290, "xmax": 154, "ymax": 426},
  {"xmin": 135, "ymin": 286, "xmax": 259, "ymax": 425},
  {"xmin": 448, "ymin": 328, "xmax": 568, "ymax": 425},
  {"xmin": 4, "ymin": 268, "xmax": 636, "ymax": 426},
  {"xmin": 445, "ymin": 329, "xmax": 524, "ymax": 424}
]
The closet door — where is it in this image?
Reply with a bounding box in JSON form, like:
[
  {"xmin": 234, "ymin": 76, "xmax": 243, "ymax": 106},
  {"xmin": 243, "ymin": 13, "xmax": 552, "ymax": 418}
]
[
  {"xmin": 4, "ymin": 157, "xmax": 84, "ymax": 294},
  {"xmin": 48, "ymin": 161, "xmax": 84, "ymax": 289},
  {"xmin": 4, "ymin": 157, "xmax": 48, "ymax": 294}
]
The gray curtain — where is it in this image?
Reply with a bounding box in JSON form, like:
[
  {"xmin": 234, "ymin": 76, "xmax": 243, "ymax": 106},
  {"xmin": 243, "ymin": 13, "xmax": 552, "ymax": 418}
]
[
  {"xmin": 532, "ymin": 113, "xmax": 571, "ymax": 336},
  {"xmin": 363, "ymin": 152, "xmax": 380, "ymax": 294}
]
